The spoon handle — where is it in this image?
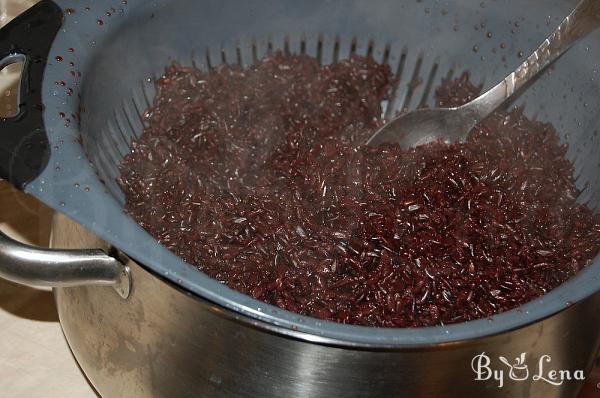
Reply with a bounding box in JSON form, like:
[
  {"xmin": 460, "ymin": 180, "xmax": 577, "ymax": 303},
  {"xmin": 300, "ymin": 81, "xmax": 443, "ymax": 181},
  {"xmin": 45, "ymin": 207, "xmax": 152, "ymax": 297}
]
[{"xmin": 465, "ymin": 0, "xmax": 600, "ymax": 120}]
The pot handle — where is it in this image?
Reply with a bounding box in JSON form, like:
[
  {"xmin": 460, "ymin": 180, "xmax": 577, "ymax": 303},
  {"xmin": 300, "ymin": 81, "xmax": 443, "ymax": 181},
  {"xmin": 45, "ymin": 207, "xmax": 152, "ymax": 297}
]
[
  {"xmin": 0, "ymin": 0, "xmax": 62, "ymax": 189},
  {"xmin": 0, "ymin": 230, "xmax": 131, "ymax": 298}
]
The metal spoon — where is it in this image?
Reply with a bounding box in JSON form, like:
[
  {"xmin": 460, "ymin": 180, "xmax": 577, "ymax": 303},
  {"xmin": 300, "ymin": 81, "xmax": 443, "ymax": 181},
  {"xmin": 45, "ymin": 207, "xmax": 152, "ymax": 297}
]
[{"xmin": 367, "ymin": 0, "xmax": 600, "ymax": 148}]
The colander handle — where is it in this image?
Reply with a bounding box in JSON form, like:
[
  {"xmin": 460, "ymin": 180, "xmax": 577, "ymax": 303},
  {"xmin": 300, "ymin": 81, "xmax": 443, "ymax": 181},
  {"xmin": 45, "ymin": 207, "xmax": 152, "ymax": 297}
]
[{"xmin": 0, "ymin": 0, "xmax": 62, "ymax": 190}]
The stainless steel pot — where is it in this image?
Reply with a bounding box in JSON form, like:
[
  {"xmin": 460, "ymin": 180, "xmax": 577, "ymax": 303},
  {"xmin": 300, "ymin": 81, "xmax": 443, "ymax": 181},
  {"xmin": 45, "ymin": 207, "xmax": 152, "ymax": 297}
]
[
  {"xmin": 49, "ymin": 213, "xmax": 600, "ymax": 397},
  {"xmin": 1, "ymin": 1, "xmax": 600, "ymax": 396}
]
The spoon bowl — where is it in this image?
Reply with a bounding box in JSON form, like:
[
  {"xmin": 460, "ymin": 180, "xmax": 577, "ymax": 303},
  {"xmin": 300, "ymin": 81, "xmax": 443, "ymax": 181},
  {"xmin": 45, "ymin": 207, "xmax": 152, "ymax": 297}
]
[
  {"xmin": 366, "ymin": 106, "xmax": 477, "ymax": 147},
  {"xmin": 367, "ymin": 0, "xmax": 600, "ymax": 148}
]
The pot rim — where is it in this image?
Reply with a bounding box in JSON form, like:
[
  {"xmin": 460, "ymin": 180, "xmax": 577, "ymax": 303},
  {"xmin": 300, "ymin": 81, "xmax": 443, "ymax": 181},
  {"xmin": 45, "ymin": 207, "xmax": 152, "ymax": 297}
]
[{"xmin": 139, "ymin": 256, "xmax": 595, "ymax": 350}]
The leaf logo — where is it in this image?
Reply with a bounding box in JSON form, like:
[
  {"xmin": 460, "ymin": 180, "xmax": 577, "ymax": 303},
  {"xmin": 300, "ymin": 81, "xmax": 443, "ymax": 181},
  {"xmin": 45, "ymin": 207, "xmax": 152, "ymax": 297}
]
[{"xmin": 499, "ymin": 352, "xmax": 529, "ymax": 381}]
